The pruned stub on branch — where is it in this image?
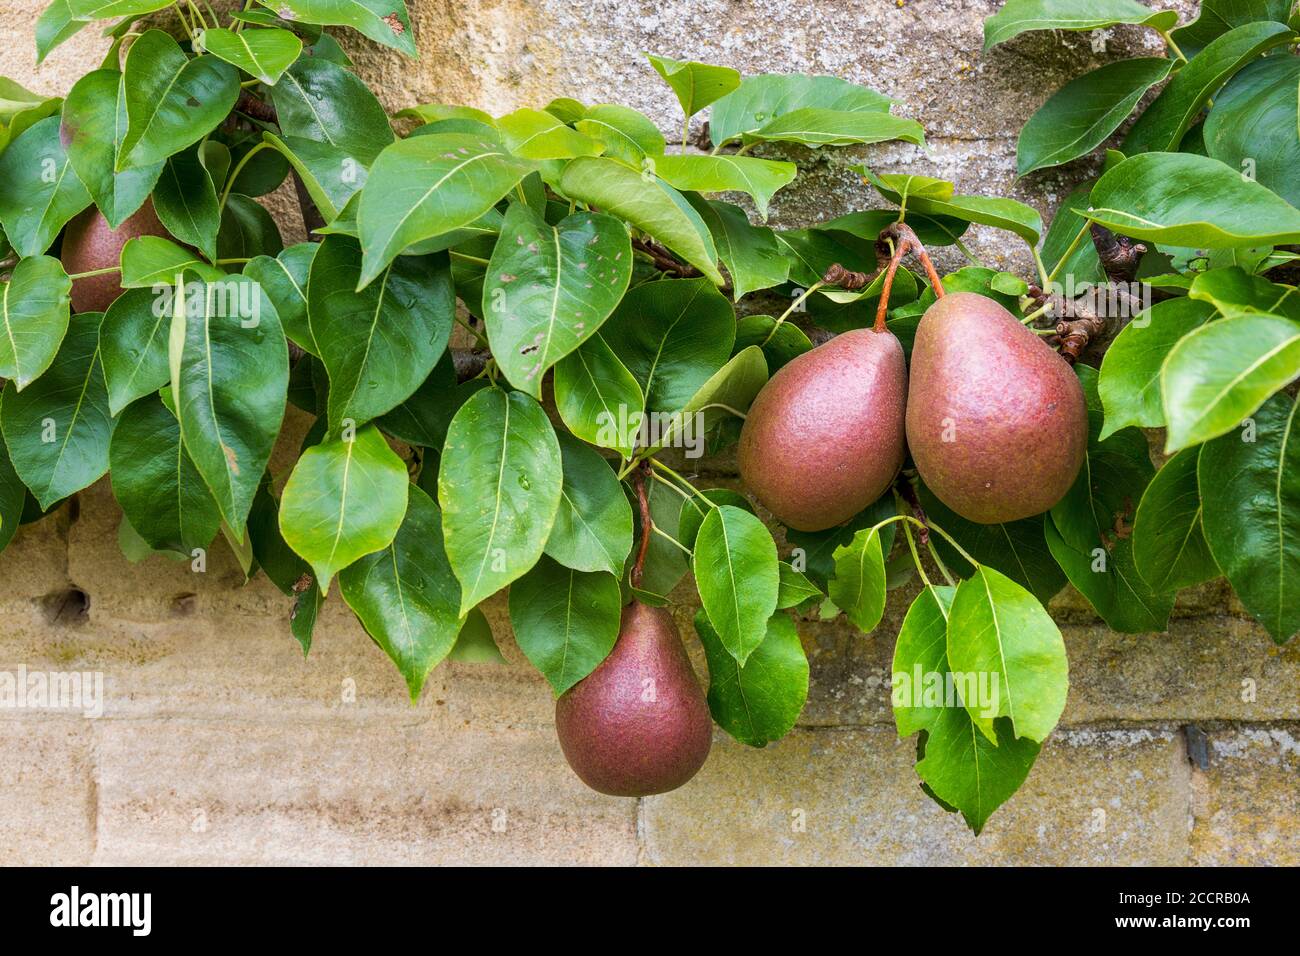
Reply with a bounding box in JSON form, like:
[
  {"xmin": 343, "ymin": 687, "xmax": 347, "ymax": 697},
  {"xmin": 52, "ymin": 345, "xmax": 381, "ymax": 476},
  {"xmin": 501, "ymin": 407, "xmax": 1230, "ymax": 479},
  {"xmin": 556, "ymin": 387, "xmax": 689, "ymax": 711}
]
[{"xmin": 1030, "ymin": 224, "xmax": 1150, "ymax": 365}]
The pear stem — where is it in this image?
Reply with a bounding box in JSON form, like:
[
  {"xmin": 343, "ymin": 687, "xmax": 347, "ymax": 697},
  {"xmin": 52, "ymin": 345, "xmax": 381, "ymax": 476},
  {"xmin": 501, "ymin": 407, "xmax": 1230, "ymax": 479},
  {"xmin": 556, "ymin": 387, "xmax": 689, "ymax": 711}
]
[
  {"xmin": 873, "ymin": 222, "xmax": 945, "ymax": 333},
  {"xmin": 631, "ymin": 461, "xmax": 653, "ymax": 589}
]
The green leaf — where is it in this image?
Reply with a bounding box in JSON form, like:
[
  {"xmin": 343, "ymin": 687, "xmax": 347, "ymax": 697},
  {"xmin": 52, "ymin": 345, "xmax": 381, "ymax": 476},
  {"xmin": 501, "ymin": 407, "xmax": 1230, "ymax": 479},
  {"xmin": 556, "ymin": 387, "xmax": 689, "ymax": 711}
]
[
  {"xmin": 946, "ymin": 565, "xmax": 1068, "ymax": 743},
  {"xmin": 280, "ymin": 424, "xmax": 409, "ymax": 590},
  {"xmin": 983, "ymin": 0, "xmax": 1178, "ymax": 49},
  {"xmin": 98, "ymin": 287, "xmax": 170, "ymax": 415},
  {"xmin": 259, "ymin": 0, "xmax": 416, "ymax": 57},
  {"xmin": 692, "ymin": 504, "xmax": 780, "ymax": 665},
  {"xmin": 557, "ymin": 157, "xmax": 723, "ymax": 285},
  {"xmin": 66, "ymin": 0, "xmax": 171, "ymax": 15},
  {"xmin": 828, "ymin": 525, "xmax": 887, "ymax": 633},
  {"xmin": 1085, "ymin": 152, "xmax": 1300, "ymax": 248},
  {"xmin": 1017, "ymin": 58, "xmax": 1173, "ymax": 175},
  {"xmin": 377, "ymin": 358, "xmax": 485, "ymax": 466},
  {"xmin": 108, "ymin": 393, "xmax": 222, "ymax": 555},
  {"xmin": 574, "ymin": 104, "xmax": 666, "ymax": 167},
  {"xmin": 598, "ymin": 276, "xmax": 734, "ymax": 414},
  {"xmin": 1131, "ymin": 447, "xmax": 1218, "ymax": 591},
  {"xmin": 544, "ymin": 431, "xmax": 633, "ymax": 577},
  {"xmin": 198, "ymin": 27, "xmax": 303, "ymax": 86},
  {"xmin": 678, "ymin": 488, "xmax": 753, "ymax": 553},
  {"xmin": 1162, "ymin": 314, "xmax": 1300, "ymax": 451},
  {"xmin": 508, "ymin": 557, "xmax": 622, "ymax": 695},
  {"xmin": 687, "ymin": 197, "xmax": 789, "ymax": 301},
  {"xmin": 1171, "ymin": 0, "xmax": 1294, "ymax": 58},
  {"xmin": 1200, "ymin": 394, "xmax": 1300, "ymax": 643},
  {"xmin": 1098, "ymin": 298, "xmax": 1215, "ymax": 438},
  {"xmin": 891, "ymin": 585, "xmax": 957, "ymax": 738},
  {"xmin": 918, "ymin": 484, "xmax": 1066, "ymax": 604},
  {"xmin": 482, "ymin": 202, "xmax": 632, "ymax": 398},
  {"xmin": 892, "ymin": 584, "xmax": 1040, "ymax": 835},
  {"xmin": 117, "ymin": 31, "xmax": 239, "ymax": 171},
  {"xmin": 1124, "ymin": 21, "xmax": 1296, "ymax": 154},
  {"xmin": 646, "ymin": 54, "xmax": 740, "ymax": 120},
  {"xmin": 0, "ymin": 80, "xmax": 60, "ymax": 157},
  {"xmin": 0, "ymin": 430, "xmax": 25, "ymax": 554},
  {"xmin": 0, "ymin": 116, "xmax": 91, "ymax": 257},
  {"xmin": 260, "ymin": 132, "xmax": 363, "ymax": 224},
  {"xmin": 696, "ymin": 608, "xmax": 808, "ymax": 747},
  {"xmin": 437, "ymin": 387, "xmax": 563, "ymax": 614},
  {"xmin": 307, "ymin": 235, "xmax": 454, "ymax": 433},
  {"xmin": 552, "ymin": 334, "xmax": 644, "ymax": 459},
  {"xmin": 745, "ymin": 109, "xmax": 925, "ymax": 149},
  {"xmin": 1204, "ymin": 54, "xmax": 1300, "ymax": 207},
  {"xmin": 339, "ymin": 483, "xmax": 463, "ymax": 700},
  {"xmin": 786, "ymin": 495, "xmax": 897, "ymax": 590},
  {"xmin": 0, "ymin": 310, "xmax": 111, "ymax": 510},
  {"xmin": 776, "ymin": 227, "xmax": 877, "ymax": 289},
  {"xmin": 36, "ymin": 0, "xmax": 90, "ymax": 66},
  {"xmin": 651, "ymin": 154, "xmax": 796, "ymax": 220},
  {"xmin": 62, "ymin": 69, "xmax": 162, "ymax": 229},
  {"xmin": 734, "ymin": 315, "xmax": 812, "ymax": 372},
  {"xmin": 168, "ymin": 272, "xmax": 288, "ymax": 533},
  {"xmin": 822, "ymin": 206, "xmax": 971, "ymax": 249},
  {"xmin": 776, "ymin": 562, "xmax": 821, "ymax": 609},
  {"xmin": 709, "ymin": 73, "xmax": 894, "ymax": 148},
  {"xmin": 542, "ymin": 98, "xmax": 585, "ymax": 124},
  {"xmin": 0, "ymin": 255, "xmax": 72, "ymax": 391},
  {"xmin": 496, "ymin": 107, "xmax": 603, "ymax": 160},
  {"xmin": 357, "ymin": 132, "xmax": 534, "ymax": 288},
  {"xmin": 243, "ymin": 242, "xmax": 317, "ymax": 356},
  {"xmin": 1040, "ymin": 182, "xmax": 1105, "ymax": 287},
  {"xmin": 119, "ymin": 235, "xmax": 224, "ymax": 288},
  {"xmin": 248, "ymin": 477, "xmax": 310, "ymax": 596},
  {"xmin": 864, "ymin": 169, "xmax": 1043, "ymax": 244},
  {"xmin": 152, "ymin": 145, "xmax": 220, "ymax": 263},
  {"xmin": 290, "ymin": 580, "xmax": 324, "ymax": 654},
  {"xmin": 1188, "ymin": 266, "xmax": 1300, "ymax": 321},
  {"xmin": 270, "ymin": 56, "xmax": 394, "ymax": 166},
  {"xmin": 448, "ymin": 608, "xmax": 504, "ymax": 663},
  {"xmin": 652, "ymin": 344, "xmax": 767, "ymax": 455},
  {"xmin": 1049, "ymin": 366, "xmax": 1175, "ymax": 633},
  {"xmin": 217, "ymin": 194, "xmax": 283, "ymax": 260}
]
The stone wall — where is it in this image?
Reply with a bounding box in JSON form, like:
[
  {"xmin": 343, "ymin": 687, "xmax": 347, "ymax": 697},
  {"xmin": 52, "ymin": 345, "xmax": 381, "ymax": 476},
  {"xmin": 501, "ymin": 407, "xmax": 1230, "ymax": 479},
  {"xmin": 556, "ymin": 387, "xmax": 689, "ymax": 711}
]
[{"xmin": 2, "ymin": 0, "xmax": 1297, "ymax": 866}]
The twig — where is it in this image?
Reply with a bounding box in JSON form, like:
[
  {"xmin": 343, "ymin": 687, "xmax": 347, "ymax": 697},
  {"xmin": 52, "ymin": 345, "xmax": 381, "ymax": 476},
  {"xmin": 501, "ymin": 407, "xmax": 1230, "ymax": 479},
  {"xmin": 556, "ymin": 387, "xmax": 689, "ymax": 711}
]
[
  {"xmin": 630, "ymin": 461, "xmax": 653, "ymax": 589},
  {"xmin": 632, "ymin": 237, "xmax": 699, "ymax": 278}
]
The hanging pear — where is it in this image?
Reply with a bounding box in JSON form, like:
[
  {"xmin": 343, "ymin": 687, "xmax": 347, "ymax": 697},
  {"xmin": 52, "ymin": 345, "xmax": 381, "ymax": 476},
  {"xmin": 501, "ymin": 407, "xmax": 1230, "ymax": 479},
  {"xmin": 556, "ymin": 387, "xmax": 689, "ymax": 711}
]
[
  {"xmin": 555, "ymin": 601, "xmax": 712, "ymax": 797},
  {"xmin": 906, "ymin": 291, "xmax": 1088, "ymax": 524},
  {"xmin": 61, "ymin": 200, "xmax": 169, "ymax": 313},
  {"xmin": 738, "ymin": 326, "xmax": 907, "ymax": 531}
]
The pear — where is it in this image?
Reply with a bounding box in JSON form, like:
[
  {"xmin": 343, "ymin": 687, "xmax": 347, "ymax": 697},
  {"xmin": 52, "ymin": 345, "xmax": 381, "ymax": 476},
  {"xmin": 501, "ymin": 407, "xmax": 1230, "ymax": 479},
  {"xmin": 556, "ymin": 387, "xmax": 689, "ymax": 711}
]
[
  {"xmin": 555, "ymin": 601, "xmax": 712, "ymax": 797},
  {"xmin": 906, "ymin": 291, "xmax": 1088, "ymax": 524},
  {"xmin": 60, "ymin": 199, "xmax": 168, "ymax": 313},
  {"xmin": 738, "ymin": 327, "xmax": 907, "ymax": 531}
]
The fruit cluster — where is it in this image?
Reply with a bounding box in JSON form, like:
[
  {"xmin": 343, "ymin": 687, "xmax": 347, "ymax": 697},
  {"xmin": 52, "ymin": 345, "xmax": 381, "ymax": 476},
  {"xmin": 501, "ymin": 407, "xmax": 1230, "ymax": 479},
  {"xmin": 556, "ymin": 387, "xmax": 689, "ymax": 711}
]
[{"xmin": 2, "ymin": 0, "xmax": 1297, "ymax": 835}]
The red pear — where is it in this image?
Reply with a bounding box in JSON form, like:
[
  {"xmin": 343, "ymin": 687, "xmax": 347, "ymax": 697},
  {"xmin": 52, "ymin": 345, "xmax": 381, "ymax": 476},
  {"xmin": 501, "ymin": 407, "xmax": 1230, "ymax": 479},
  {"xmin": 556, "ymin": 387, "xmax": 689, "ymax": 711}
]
[
  {"xmin": 738, "ymin": 327, "xmax": 907, "ymax": 531},
  {"xmin": 905, "ymin": 291, "xmax": 1088, "ymax": 524},
  {"xmin": 555, "ymin": 601, "xmax": 711, "ymax": 797},
  {"xmin": 60, "ymin": 199, "xmax": 168, "ymax": 313}
]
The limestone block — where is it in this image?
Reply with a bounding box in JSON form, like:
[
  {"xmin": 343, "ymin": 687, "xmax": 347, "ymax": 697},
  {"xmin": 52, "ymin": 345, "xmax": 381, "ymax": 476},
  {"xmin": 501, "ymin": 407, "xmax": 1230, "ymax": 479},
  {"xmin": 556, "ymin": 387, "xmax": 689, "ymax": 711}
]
[
  {"xmin": 0, "ymin": 719, "xmax": 94, "ymax": 865},
  {"xmin": 92, "ymin": 719, "xmax": 638, "ymax": 864},
  {"xmin": 643, "ymin": 726, "xmax": 1190, "ymax": 865},
  {"xmin": 1191, "ymin": 725, "xmax": 1300, "ymax": 866}
]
